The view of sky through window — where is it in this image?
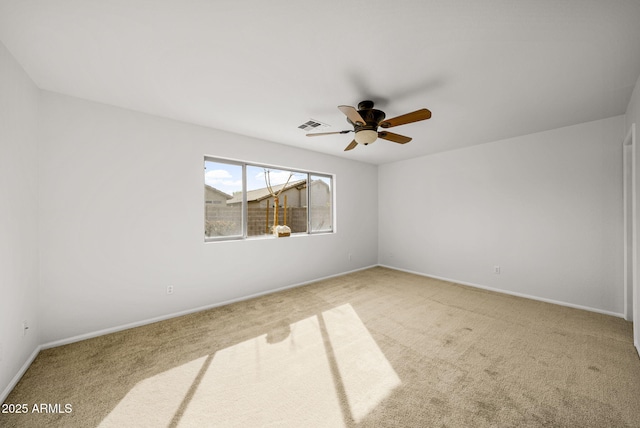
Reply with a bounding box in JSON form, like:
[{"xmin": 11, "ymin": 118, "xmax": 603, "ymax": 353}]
[{"xmin": 205, "ymin": 161, "xmax": 307, "ymax": 195}]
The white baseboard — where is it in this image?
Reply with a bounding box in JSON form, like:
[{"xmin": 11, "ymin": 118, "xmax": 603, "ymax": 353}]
[
  {"xmin": 1, "ymin": 345, "xmax": 41, "ymax": 404},
  {"xmin": 378, "ymin": 264, "xmax": 626, "ymax": 319},
  {"xmin": 41, "ymin": 263, "xmax": 626, "ymax": 349},
  {"xmin": 41, "ymin": 265, "xmax": 378, "ymax": 349}
]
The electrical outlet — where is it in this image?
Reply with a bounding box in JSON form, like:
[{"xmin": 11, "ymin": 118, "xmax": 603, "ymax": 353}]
[
  {"xmin": 493, "ymin": 265, "xmax": 501, "ymax": 274},
  {"xmin": 23, "ymin": 320, "xmax": 29, "ymax": 337},
  {"xmin": 166, "ymin": 286, "xmax": 174, "ymax": 295}
]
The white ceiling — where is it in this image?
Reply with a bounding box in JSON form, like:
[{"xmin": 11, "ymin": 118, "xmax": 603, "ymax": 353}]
[{"xmin": 1, "ymin": 0, "xmax": 640, "ymax": 165}]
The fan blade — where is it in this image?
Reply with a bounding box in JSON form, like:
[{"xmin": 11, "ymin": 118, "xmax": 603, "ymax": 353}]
[
  {"xmin": 378, "ymin": 131, "xmax": 412, "ymax": 144},
  {"xmin": 344, "ymin": 140, "xmax": 358, "ymax": 151},
  {"xmin": 306, "ymin": 130, "xmax": 352, "ymax": 137},
  {"xmin": 379, "ymin": 108, "xmax": 431, "ymax": 128},
  {"xmin": 338, "ymin": 105, "xmax": 366, "ymax": 126}
]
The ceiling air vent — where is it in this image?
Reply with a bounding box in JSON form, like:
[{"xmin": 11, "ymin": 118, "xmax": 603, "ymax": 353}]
[{"xmin": 298, "ymin": 119, "xmax": 329, "ymax": 132}]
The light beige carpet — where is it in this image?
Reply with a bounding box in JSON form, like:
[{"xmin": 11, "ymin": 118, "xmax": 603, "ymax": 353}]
[{"xmin": 2, "ymin": 267, "xmax": 640, "ymax": 427}]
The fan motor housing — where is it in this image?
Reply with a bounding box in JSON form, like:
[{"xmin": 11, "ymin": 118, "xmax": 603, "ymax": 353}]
[{"xmin": 346, "ymin": 101, "xmax": 386, "ymax": 133}]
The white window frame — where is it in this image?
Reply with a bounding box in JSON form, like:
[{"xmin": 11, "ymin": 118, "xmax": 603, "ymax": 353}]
[{"xmin": 204, "ymin": 156, "xmax": 334, "ymax": 242}]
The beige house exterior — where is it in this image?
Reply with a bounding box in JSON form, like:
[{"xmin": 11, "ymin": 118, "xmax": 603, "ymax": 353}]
[
  {"xmin": 226, "ymin": 179, "xmax": 308, "ymax": 208},
  {"xmin": 205, "ymin": 185, "xmax": 232, "ymax": 205}
]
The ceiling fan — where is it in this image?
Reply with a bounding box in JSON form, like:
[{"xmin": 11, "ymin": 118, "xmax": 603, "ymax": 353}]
[{"xmin": 306, "ymin": 100, "xmax": 431, "ymax": 151}]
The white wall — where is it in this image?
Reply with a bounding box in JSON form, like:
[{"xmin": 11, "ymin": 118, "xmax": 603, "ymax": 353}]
[
  {"xmin": 627, "ymin": 74, "xmax": 640, "ymax": 134},
  {"xmin": 37, "ymin": 92, "xmax": 378, "ymax": 344},
  {"xmin": 625, "ymin": 73, "xmax": 640, "ymax": 351},
  {"xmin": 379, "ymin": 116, "xmax": 625, "ymax": 315},
  {"xmin": 0, "ymin": 42, "xmax": 40, "ymax": 399}
]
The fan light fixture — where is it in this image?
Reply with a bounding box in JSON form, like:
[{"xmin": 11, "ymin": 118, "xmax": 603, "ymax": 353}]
[{"xmin": 355, "ymin": 129, "xmax": 378, "ymax": 145}]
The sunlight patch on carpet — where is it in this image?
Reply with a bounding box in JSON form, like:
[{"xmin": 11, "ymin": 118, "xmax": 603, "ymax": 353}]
[
  {"xmin": 98, "ymin": 304, "xmax": 399, "ymax": 426},
  {"xmin": 322, "ymin": 304, "xmax": 401, "ymax": 423},
  {"xmin": 98, "ymin": 356, "xmax": 208, "ymax": 427},
  {"xmin": 180, "ymin": 314, "xmax": 343, "ymax": 426}
]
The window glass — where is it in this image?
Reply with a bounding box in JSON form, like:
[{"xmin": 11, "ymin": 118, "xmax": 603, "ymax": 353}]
[
  {"xmin": 204, "ymin": 160, "xmax": 243, "ymax": 238},
  {"xmin": 246, "ymin": 166, "xmax": 307, "ymax": 236},
  {"xmin": 309, "ymin": 175, "xmax": 333, "ymax": 233}
]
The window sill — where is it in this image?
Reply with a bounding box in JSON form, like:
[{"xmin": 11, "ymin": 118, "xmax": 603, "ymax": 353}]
[{"xmin": 204, "ymin": 231, "xmax": 334, "ymax": 244}]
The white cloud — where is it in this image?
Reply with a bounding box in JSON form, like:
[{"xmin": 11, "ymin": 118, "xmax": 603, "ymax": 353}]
[
  {"xmin": 206, "ymin": 169, "xmax": 232, "ymax": 180},
  {"xmin": 254, "ymin": 170, "xmax": 304, "ymax": 187},
  {"xmin": 205, "ymin": 170, "xmax": 241, "ymax": 190},
  {"xmin": 205, "ymin": 167, "xmax": 305, "ymax": 193}
]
